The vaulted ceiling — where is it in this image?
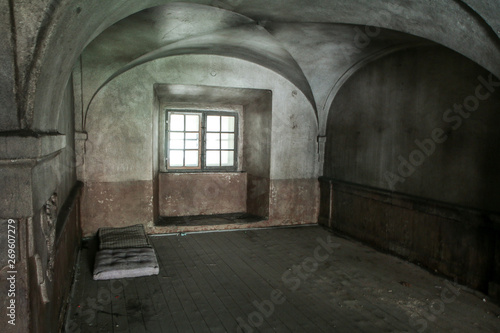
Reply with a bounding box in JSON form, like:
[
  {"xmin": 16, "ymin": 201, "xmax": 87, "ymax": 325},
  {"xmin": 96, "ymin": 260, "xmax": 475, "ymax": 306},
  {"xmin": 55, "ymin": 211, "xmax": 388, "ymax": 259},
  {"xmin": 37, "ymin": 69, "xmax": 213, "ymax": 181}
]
[{"xmin": 13, "ymin": 0, "xmax": 499, "ymax": 131}]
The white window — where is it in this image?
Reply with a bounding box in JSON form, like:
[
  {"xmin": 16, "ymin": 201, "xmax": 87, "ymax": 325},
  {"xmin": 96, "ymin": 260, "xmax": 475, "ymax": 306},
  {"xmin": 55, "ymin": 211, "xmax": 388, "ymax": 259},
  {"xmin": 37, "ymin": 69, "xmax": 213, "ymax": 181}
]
[{"xmin": 166, "ymin": 111, "xmax": 237, "ymax": 171}]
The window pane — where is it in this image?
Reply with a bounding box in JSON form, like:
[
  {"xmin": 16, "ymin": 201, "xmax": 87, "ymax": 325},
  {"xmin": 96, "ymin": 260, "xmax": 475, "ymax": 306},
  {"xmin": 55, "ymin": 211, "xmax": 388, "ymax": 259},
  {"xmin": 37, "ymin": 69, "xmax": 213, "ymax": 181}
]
[
  {"xmin": 185, "ymin": 150, "xmax": 199, "ymax": 167},
  {"xmin": 221, "ymin": 133, "xmax": 234, "ymax": 149},
  {"xmin": 221, "ymin": 151, "xmax": 234, "ymax": 166},
  {"xmin": 166, "ymin": 111, "xmax": 237, "ymax": 170},
  {"xmin": 185, "ymin": 133, "xmax": 199, "ymax": 149},
  {"xmin": 207, "ymin": 116, "xmax": 220, "ymax": 132},
  {"xmin": 206, "ymin": 151, "xmax": 220, "ymax": 166},
  {"xmin": 185, "ymin": 115, "xmax": 200, "ymax": 131},
  {"xmin": 221, "ymin": 116, "xmax": 235, "ymax": 132},
  {"xmin": 169, "ymin": 132, "xmax": 184, "ymax": 149},
  {"xmin": 169, "ymin": 150, "xmax": 184, "ymax": 167},
  {"xmin": 170, "ymin": 114, "xmax": 184, "ymax": 131},
  {"xmin": 206, "ymin": 133, "xmax": 220, "ymax": 149}
]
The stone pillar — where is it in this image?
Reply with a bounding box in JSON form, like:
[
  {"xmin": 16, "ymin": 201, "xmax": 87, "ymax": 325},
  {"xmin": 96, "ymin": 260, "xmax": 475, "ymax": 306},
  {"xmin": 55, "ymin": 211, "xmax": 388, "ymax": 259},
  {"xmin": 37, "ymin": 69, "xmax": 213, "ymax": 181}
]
[{"xmin": 0, "ymin": 134, "xmax": 66, "ymax": 333}]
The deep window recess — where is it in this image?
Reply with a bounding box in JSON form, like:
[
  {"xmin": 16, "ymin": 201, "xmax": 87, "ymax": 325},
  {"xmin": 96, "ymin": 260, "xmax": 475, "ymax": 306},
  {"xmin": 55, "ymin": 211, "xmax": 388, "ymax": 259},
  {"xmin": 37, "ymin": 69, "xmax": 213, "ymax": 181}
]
[{"xmin": 166, "ymin": 111, "xmax": 237, "ymax": 171}]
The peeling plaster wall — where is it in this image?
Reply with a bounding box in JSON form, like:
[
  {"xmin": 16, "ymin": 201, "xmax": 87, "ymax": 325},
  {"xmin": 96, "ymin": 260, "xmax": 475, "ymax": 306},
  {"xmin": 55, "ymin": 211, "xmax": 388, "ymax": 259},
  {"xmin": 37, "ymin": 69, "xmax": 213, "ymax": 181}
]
[
  {"xmin": 81, "ymin": 54, "xmax": 319, "ymax": 235},
  {"xmin": 159, "ymin": 173, "xmax": 247, "ymax": 216},
  {"xmin": 265, "ymin": 23, "xmax": 429, "ymax": 129},
  {"xmin": 28, "ymin": 79, "xmax": 78, "ymax": 333},
  {"xmin": 0, "ymin": 1, "xmax": 18, "ymax": 131},
  {"xmin": 321, "ymin": 45, "xmax": 500, "ymax": 294},
  {"xmin": 244, "ymin": 93, "xmax": 272, "ymax": 218},
  {"xmin": 81, "ymin": 180, "xmax": 154, "ymax": 235},
  {"xmin": 325, "ymin": 45, "xmax": 500, "ymax": 212},
  {"xmin": 152, "ymin": 85, "xmax": 160, "ymax": 222},
  {"xmin": 0, "ymin": 77, "xmax": 78, "ymax": 332}
]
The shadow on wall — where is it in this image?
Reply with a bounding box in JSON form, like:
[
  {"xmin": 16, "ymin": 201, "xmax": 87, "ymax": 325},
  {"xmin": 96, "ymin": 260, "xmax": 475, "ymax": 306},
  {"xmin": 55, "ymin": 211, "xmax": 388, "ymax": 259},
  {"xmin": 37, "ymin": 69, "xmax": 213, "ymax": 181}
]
[{"xmin": 321, "ymin": 44, "xmax": 500, "ymax": 296}]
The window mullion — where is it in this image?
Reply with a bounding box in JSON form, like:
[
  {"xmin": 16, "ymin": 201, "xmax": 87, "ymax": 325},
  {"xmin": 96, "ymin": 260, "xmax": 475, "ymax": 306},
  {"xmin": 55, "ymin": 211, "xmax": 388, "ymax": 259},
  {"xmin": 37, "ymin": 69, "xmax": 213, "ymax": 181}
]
[
  {"xmin": 182, "ymin": 115, "xmax": 186, "ymax": 167},
  {"xmin": 219, "ymin": 116, "xmax": 222, "ymax": 167},
  {"xmin": 219, "ymin": 132, "xmax": 222, "ymax": 167},
  {"xmin": 201, "ymin": 113, "xmax": 206, "ymax": 170}
]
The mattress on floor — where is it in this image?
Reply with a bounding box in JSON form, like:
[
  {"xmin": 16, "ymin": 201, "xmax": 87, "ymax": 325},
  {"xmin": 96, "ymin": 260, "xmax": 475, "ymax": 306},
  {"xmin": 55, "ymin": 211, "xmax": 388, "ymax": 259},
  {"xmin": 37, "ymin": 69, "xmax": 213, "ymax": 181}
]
[
  {"xmin": 93, "ymin": 247, "xmax": 159, "ymax": 280},
  {"xmin": 98, "ymin": 224, "xmax": 151, "ymax": 249},
  {"xmin": 93, "ymin": 224, "xmax": 159, "ymax": 280}
]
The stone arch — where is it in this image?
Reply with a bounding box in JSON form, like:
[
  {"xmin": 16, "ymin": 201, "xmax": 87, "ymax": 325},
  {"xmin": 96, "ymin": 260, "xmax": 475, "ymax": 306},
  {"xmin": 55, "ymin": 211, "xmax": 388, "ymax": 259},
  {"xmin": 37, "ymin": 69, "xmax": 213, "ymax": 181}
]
[
  {"xmin": 319, "ymin": 41, "xmax": 432, "ymax": 135},
  {"xmin": 83, "ymin": 24, "xmax": 318, "ymax": 130},
  {"xmin": 24, "ymin": 0, "xmax": 500, "ymax": 132}
]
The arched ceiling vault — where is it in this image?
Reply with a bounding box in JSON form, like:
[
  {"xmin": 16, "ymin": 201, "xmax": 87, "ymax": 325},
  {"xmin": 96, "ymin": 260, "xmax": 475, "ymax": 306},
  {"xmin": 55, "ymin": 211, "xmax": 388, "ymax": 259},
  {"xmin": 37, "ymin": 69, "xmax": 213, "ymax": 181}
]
[
  {"xmin": 18, "ymin": 0, "xmax": 500, "ymax": 131},
  {"xmin": 82, "ymin": 5, "xmax": 318, "ymax": 127}
]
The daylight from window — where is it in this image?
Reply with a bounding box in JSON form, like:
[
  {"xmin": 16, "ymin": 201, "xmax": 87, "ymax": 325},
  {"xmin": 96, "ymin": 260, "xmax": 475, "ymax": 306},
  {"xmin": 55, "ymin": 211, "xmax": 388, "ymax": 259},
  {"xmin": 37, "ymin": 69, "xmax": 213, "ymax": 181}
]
[{"xmin": 167, "ymin": 112, "xmax": 236, "ymax": 170}]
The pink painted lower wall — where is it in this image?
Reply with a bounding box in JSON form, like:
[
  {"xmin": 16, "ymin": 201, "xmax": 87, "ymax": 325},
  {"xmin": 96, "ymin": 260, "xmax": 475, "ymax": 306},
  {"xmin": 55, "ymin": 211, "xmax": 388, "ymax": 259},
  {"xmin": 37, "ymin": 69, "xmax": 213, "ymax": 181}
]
[
  {"xmin": 79, "ymin": 176, "xmax": 319, "ymax": 236},
  {"xmin": 81, "ymin": 180, "xmax": 154, "ymax": 236},
  {"xmin": 159, "ymin": 172, "xmax": 247, "ymax": 216},
  {"xmin": 269, "ymin": 178, "xmax": 319, "ymax": 223}
]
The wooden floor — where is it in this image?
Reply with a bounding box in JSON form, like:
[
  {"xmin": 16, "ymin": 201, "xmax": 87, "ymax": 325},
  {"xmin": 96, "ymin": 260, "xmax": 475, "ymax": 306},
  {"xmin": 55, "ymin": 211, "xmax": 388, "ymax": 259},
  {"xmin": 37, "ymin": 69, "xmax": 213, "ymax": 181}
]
[{"xmin": 64, "ymin": 226, "xmax": 500, "ymax": 332}]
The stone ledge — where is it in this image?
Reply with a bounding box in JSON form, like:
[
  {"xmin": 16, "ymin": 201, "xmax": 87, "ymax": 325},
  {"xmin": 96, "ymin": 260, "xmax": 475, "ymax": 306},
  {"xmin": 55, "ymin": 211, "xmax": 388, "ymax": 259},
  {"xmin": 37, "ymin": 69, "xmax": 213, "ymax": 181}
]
[
  {"xmin": 0, "ymin": 132, "xmax": 66, "ymax": 160},
  {"xmin": 75, "ymin": 131, "xmax": 87, "ymax": 141}
]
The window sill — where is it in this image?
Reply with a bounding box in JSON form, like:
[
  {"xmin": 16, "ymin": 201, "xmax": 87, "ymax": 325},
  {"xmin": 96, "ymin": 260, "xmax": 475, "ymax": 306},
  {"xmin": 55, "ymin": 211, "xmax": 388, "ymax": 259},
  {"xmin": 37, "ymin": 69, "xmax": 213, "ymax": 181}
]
[{"xmin": 160, "ymin": 170, "xmax": 246, "ymax": 174}]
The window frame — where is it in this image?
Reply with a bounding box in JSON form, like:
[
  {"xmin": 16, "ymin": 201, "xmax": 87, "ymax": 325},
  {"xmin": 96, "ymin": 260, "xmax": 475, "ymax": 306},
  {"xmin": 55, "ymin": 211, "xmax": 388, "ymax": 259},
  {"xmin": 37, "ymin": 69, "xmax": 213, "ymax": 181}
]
[
  {"xmin": 166, "ymin": 112, "xmax": 202, "ymax": 170},
  {"xmin": 165, "ymin": 110, "xmax": 239, "ymax": 172}
]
